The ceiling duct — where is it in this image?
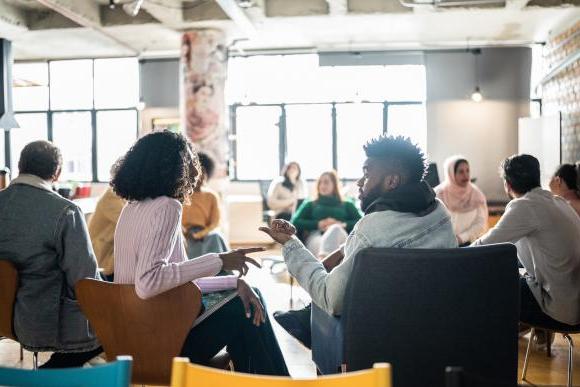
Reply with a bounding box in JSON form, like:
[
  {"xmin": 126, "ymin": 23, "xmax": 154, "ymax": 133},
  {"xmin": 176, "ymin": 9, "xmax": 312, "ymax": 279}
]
[
  {"xmin": 0, "ymin": 39, "xmax": 19, "ymax": 130},
  {"xmin": 399, "ymin": 0, "xmax": 505, "ymax": 7}
]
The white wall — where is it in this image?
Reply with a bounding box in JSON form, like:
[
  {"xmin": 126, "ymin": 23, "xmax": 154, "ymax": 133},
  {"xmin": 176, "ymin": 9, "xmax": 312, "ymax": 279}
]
[
  {"xmin": 425, "ymin": 47, "xmax": 531, "ymax": 202},
  {"xmin": 427, "ymin": 100, "xmax": 530, "ymax": 201}
]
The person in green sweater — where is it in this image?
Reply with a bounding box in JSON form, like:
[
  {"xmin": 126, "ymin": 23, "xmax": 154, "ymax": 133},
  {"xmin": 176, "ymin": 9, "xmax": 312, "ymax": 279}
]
[{"xmin": 291, "ymin": 170, "xmax": 362, "ymax": 258}]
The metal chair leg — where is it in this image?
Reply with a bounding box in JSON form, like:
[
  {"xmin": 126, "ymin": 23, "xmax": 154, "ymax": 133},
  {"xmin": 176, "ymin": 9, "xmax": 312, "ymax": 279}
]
[
  {"xmin": 19, "ymin": 344, "xmax": 23, "ymax": 361},
  {"xmin": 521, "ymin": 328, "xmax": 535, "ymax": 382},
  {"xmin": 289, "ymin": 276, "xmax": 294, "ymax": 308},
  {"xmin": 563, "ymin": 333, "xmax": 574, "ymax": 387},
  {"xmin": 32, "ymin": 352, "xmax": 38, "ymax": 370}
]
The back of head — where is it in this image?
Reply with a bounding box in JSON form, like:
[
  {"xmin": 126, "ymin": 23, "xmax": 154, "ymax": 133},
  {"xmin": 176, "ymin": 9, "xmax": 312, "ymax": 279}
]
[
  {"xmin": 197, "ymin": 152, "xmax": 215, "ymax": 181},
  {"xmin": 18, "ymin": 141, "xmax": 62, "ymax": 181},
  {"xmin": 363, "ymin": 135, "xmax": 428, "ymax": 185},
  {"xmin": 110, "ymin": 131, "xmax": 201, "ymax": 202},
  {"xmin": 501, "ymin": 154, "xmax": 541, "ymax": 195},
  {"xmin": 554, "ymin": 163, "xmax": 579, "ymax": 192}
]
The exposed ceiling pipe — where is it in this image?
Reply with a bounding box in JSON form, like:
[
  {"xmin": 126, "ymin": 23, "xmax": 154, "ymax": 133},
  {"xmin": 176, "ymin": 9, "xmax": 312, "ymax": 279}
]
[{"xmin": 400, "ymin": 0, "xmax": 505, "ymax": 7}]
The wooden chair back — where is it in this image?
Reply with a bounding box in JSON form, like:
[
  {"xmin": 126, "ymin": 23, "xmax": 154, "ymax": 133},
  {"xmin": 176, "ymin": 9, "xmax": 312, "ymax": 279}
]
[
  {"xmin": 76, "ymin": 279, "xmax": 201, "ymax": 386},
  {"xmin": 0, "ymin": 260, "xmax": 18, "ymax": 340},
  {"xmin": 170, "ymin": 357, "xmax": 392, "ymax": 387}
]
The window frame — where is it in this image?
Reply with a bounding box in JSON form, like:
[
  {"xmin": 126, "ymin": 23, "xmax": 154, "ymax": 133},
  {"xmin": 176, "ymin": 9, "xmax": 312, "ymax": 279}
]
[
  {"xmin": 229, "ymin": 100, "xmax": 424, "ymax": 182},
  {"xmin": 4, "ymin": 58, "xmax": 139, "ymax": 183}
]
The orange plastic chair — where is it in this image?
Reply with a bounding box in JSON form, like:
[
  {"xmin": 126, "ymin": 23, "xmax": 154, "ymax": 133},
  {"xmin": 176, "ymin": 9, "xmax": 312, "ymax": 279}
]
[{"xmin": 170, "ymin": 357, "xmax": 392, "ymax": 387}]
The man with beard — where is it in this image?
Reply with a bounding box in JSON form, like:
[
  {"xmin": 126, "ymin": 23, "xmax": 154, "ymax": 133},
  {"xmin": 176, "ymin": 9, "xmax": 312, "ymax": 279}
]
[{"xmin": 261, "ymin": 135, "xmax": 457, "ymax": 347}]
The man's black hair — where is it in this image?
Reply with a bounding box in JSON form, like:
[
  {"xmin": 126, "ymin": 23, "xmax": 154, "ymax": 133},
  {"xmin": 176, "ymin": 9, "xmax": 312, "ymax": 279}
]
[
  {"xmin": 363, "ymin": 135, "xmax": 428, "ymax": 184},
  {"xmin": 501, "ymin": 154, "xmax": 541, "ymax": 195}
]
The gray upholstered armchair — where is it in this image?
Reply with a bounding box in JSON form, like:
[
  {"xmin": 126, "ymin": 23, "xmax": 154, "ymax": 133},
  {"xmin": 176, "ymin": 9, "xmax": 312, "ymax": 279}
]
[{"xmin": 311, "ymin": 244, "xmax": 519, "ymax": 387}]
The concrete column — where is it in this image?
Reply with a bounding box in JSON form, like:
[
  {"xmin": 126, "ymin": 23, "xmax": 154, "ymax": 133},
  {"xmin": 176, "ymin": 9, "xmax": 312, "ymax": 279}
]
[{"xmin": 180, "ymin": 29, "xmax": 228, "ymax": 176}]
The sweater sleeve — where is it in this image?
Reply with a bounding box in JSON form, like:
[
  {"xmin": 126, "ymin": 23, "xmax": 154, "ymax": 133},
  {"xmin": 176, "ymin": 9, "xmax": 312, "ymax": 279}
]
[
  {"xmin": 194, "ymin": 275, "xmax": 238, "ymax": 294},
  {"xmin": 282, "ymin": 222, "xmax": 372, "ymax": 316},
  {"xmin": 472, "ymin": 199, "xmax": 537, "ymax": 246},
  {"xmin": 134, "ymin": 201, "xmax": 223, "ymax": 299},
  {"xmin": 291, "ymin": 200, "xmax": 319, "ymax": 232}
]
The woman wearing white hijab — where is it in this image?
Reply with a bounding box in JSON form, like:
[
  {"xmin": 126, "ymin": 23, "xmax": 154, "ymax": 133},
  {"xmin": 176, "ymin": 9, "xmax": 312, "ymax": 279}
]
[{"xmin": 435, "ymin": 156, "xmax": 488, "ymax": 246}]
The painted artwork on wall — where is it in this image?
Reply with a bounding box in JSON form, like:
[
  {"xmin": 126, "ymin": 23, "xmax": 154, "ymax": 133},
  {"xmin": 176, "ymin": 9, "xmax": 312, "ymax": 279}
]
[{"xmin": 181, "ymin": 30, "xmax": 228, "ymax": 177}]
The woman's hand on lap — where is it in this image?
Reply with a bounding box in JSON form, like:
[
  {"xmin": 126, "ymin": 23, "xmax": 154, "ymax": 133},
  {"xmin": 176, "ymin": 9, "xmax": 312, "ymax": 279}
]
[{"xmin": 237, "ymin": 279, "xmax": 266, "ymax": 326}]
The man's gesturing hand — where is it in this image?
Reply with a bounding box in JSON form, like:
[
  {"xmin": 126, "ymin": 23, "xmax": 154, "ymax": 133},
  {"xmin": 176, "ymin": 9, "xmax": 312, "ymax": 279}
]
[{"xmin": 259, "ymin": 219, "xmax": 296, "ymax": 245}]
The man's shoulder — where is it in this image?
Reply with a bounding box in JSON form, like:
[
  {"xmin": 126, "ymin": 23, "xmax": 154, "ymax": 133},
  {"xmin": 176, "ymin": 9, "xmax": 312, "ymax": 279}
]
[{"xmin": 11, "ymin": 183, "xmax": 77, "ymax": 210}]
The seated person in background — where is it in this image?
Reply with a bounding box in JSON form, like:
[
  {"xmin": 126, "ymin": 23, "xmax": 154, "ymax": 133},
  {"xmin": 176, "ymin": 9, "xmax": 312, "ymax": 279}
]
[
  {"xmin": 549, "ymin": 163, "xmax": 580, "ymax": 217},
  {"xmin": 291, "ymin": 170, "xmax": 362, "ymax": 259},
  {"xmin": 0, "ymin": 167, "xmax": 9, "ymax": 190},
  {"xmin": 112, "ymin": 131, "xmax": 288, "ymax": 376},
  {"xmin": 473, "ymin": 155, "xmax": 580, "ymax": 331},
  {"xmin": 263, "ymin": 136, "xmax": 457, "ymax": 348},
  {"xmin": 0, "ymin": 141, "xmax": 102, "ymax": 368},
  {"xmin": 182, "ymin": 152, "xmax": 228, "ymax": 258},
  {"xmin": 267, "ymin": 161, "xmax": 308, "ymax": 221},
  {"xmin": 88, "ymin": 187, "xmax": 126, "ymax": 282},
  {"xmin": 435, "ymin": 156, "xmax": 488, "ymax": 246}
]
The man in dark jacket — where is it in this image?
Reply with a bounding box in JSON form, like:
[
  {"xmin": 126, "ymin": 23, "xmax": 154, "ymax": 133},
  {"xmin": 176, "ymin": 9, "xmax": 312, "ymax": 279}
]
[{"xmin": 0, "ymin": 141, "xmax": 102, "ymax": 368}]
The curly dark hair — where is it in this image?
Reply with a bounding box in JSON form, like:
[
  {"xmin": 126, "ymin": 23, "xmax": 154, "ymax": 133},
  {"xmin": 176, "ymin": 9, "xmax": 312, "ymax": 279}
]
[
  {"xmin": 18, "ymin": 140, "xmax": 62, "ymax": 180},
  {"xmin": 110, "ymin": 131, "xmax": 201, "ymax": 202},
  {"xmin": 363, "ymin": 135, "xmax": 428, "ymax": 184},
  {"xmin": 501, "ymin": 154, "xmax": 540, "ymax": 195}
]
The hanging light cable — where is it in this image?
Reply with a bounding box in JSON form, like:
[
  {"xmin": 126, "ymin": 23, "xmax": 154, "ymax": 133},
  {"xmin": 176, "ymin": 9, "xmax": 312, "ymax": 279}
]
[{"xmin": 471, "ymin": 48, "xmax": 483, "ymax": 102}]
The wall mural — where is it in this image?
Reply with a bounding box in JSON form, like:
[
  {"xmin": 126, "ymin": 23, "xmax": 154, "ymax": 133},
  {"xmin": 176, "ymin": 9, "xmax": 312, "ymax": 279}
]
[{"xmin": 181, "ymin": 29, "xmax": 228, "ymax": 177}]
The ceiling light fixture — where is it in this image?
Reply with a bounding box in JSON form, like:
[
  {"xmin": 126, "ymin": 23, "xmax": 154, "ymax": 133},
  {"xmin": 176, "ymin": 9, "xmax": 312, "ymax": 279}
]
[
  {"xmin": 108, "ymin": 0, "xmax": 116, "ymax": 10},
  {"xmin": 237, "ymin": 0, "xmax": 256, "ymax": 8},
  {"xmin": 471, "ymin": 48, "xmax": 483, "ymax": 103}
]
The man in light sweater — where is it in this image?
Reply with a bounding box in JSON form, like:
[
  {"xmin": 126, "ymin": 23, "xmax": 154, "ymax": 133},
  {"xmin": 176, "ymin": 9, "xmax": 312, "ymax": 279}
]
[
  {"xmin": 261, "ymin": 135, "xmax": 457, "ymax": 347},
  {"xmin": 473, "ymin": 154, "xmax": 580, "ymax": 328}
]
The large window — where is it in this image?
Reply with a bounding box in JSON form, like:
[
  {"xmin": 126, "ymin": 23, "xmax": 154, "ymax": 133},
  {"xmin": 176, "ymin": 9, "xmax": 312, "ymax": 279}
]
[
  {"xmin": 227, "ymin": 54, "xmax": 427, "ymax": 180},
  {"xmin": 6, "ymin": 58, "xmax": 139, "ymax": 182},
  {"xmin": 10, "ymin": 113, "xmax": 48, "ymax": 173},
  {"xmin": 234, "ymin": 105, "xmax": 281, "ymax": 180}
]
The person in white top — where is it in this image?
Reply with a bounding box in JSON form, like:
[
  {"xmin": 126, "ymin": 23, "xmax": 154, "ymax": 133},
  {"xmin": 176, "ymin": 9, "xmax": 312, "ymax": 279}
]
[
  {"xmin": 435, "ymin": 156, "xmax": 488, "ymax": 246},
  {"xmin": 267, "ymin": 161, "xmax": 307, "ymax": 220}
]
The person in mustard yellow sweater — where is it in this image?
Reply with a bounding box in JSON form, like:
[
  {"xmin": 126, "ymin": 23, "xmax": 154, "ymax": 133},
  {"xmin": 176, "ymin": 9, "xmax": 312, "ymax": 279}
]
[
  {"xmin": 88, "ymin": 187, "xmax": 126, "ymax": 281},
  {"xmin": 182, "ymin": 152, "xmax": 229, "ymax": 258}
]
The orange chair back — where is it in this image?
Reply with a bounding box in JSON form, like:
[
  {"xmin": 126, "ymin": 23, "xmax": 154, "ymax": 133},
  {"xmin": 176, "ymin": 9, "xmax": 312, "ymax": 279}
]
[
  {"xmin": 170, "ymin": 358, "xmax": 392, "ymax": 387},
  {"xmin": 76, "ymin": 279, "xmax": 201, "ymax": 386},
  {"xmin": 0, "ymin": 260, "xmax": 18, "ymax": 340}
]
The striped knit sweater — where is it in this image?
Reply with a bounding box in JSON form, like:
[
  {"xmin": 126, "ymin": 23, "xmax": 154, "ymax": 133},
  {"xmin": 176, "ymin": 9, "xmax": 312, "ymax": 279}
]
[{"xmin": 114, "ymin": 196, "xmax": 237, "ymax": 299}]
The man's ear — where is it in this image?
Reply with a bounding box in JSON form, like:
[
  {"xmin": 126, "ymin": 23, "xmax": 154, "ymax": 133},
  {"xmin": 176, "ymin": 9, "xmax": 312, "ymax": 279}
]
[
  {"xmin": 383, "ymin": 174, "xmax": 401, "ymax": 191},
  {"xmin": 52, "ymin": 166, "xmax": 62, "ymax": 183},
  {"xmin": 503, "ymin": 179, "xmax": 513, "ymax": 197}
]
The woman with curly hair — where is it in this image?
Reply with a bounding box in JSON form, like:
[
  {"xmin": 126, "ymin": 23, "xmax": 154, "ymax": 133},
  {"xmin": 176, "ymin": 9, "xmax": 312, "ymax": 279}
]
[{"xmin": 111, "ymin": 131, "xmax": 288, "ymax": 375}]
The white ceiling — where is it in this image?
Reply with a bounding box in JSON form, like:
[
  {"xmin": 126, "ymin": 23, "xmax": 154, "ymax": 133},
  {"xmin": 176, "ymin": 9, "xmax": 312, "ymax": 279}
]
[{"xmin": 0, "ymin": 0, "xmax": 578, "ymax": 60}]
